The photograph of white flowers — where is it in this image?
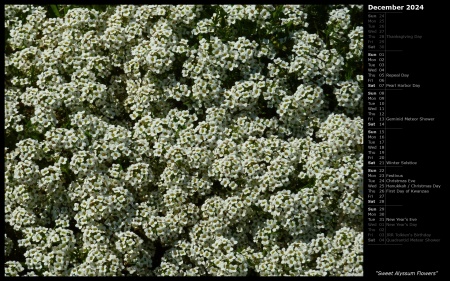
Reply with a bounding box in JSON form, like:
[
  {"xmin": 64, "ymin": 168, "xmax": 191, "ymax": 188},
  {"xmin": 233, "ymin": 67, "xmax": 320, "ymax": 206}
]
[{"xmin": 4, "ymin": 4, "xmax": 363, "ymax": 276}]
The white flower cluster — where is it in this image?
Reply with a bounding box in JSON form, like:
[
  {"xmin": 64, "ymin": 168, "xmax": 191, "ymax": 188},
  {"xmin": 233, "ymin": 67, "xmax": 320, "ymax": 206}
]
[
  {"xmin": 334, "ymin": 80, "xmax": 363, "ymax": 115},
  {"xmin": 327, "ymin": 6, "xmax": 352, "ymax": 46},
  {"xmin": 347, "ymin": 26, "xmax": 363, "ymax": 60},
  {"xmin": 5, "ymin": 4, "xmax": 363, "ymax": 276}
]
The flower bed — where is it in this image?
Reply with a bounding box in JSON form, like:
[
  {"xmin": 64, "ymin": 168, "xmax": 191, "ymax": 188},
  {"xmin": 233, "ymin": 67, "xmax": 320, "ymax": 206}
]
[{"xmin": 5, "ymin": 4, "xmax": 363, "ymax": 276}]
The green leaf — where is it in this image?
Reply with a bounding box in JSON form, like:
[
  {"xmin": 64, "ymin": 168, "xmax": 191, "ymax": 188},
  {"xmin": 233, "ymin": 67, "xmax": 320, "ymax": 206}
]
[
  {"xmin": 50, "ymin": 5, "xmax": 61, "ymax": 17},
  {"xmin": 83, "ymin": 130, "xmax": 92, "ymax": 143},
  {"xmin": 286, "ymin": 21, "xmax": 293, "ymax": 29}
]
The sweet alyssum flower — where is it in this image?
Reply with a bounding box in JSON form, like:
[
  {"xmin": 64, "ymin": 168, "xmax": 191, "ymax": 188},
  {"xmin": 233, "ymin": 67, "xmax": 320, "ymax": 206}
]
[{"xmin": 5, "ymin": 4, "xmax": 363, "ymax": 277}]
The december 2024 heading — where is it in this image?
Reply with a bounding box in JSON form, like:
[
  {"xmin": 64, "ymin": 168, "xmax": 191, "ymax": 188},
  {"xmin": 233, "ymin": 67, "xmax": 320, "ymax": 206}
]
[{"xmin": 368, "ymin": 5, "xmax": 424, "ymax": 10}]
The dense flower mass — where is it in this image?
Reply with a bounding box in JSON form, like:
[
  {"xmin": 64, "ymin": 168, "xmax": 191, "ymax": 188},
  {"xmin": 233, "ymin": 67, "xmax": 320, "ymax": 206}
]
[{"xmin": 4, "ymin": 4, "xmax": 363, "ymax": 276}]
